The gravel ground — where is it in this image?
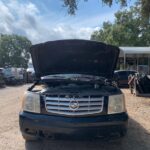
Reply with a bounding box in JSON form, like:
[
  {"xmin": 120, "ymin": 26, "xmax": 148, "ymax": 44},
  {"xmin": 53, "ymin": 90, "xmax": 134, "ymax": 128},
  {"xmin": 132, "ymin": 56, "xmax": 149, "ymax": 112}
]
[{"xmin": 0, "ymin": 84, "xmax": 150, "ymax": 150}]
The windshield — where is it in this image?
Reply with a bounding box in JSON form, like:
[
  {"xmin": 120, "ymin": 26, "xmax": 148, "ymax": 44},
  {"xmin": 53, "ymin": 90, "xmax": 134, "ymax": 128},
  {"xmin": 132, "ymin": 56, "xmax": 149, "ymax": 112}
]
[{"xmin": 41, "ymin": 74, "xmax": 106, "ymax": 82}]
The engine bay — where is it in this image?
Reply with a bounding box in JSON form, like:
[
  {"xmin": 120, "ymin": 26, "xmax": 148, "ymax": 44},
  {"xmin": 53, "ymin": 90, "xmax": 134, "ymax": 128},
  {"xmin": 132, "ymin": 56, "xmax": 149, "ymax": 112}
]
[{"xmin": 30, "ymin": 79, "xmax": 120, "ymax": 96}]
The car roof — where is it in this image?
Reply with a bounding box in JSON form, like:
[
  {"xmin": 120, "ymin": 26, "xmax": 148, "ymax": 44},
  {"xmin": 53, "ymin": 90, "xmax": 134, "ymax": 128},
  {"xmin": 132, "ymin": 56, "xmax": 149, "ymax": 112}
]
[{"xmin": 114, "ymin": 70, "xmax": 137, "ymax": 73}]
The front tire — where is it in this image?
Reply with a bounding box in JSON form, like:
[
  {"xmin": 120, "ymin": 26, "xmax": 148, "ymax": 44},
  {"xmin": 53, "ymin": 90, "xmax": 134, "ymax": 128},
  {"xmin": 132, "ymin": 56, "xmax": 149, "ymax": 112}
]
[
  {"xmin": 22, "ymin": 133, "xmax": 39, "ymax": 141},
  {"xmin": 120, "ymin": 128, "xmax": 127, "ymax": 137}
]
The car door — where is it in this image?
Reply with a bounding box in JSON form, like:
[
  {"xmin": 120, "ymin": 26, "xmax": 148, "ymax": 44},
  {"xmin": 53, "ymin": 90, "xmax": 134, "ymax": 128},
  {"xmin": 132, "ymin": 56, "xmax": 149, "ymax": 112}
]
[{"xmin": 118, "ymin": 71, "xmax": 128, "ymax": 86}]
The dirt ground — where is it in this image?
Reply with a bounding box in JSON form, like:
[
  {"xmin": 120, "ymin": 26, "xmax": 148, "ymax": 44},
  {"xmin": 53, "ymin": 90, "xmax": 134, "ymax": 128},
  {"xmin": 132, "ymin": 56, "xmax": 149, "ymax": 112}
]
[{"xmin": 0, "ymin": 84, "xmax": 150, "ymax": 150}]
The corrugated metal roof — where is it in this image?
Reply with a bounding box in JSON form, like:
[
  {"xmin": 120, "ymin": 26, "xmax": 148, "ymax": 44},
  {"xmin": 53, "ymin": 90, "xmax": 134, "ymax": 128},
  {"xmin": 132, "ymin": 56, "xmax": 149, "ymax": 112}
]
[{"xmin": 120, "ymin": 47, "xmax": 150, "ymax": 54}]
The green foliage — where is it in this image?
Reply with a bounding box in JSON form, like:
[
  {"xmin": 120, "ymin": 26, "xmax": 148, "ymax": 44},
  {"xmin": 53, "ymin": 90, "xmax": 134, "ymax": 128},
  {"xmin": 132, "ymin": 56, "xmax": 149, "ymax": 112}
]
[
  {"xmin": 0, "ymin": 34, "xmax": 32, "ymax": 68},
  {"xmin": 141, "ymin": 0, "xmax": 150, "ymax": 20},
  {"xmin": 91, "ymin": 5, "xmax": 150, "ymax": 46},
  {"xmin": 102, "ymin": 0, "xmax": 127, "ymax": 7},
  {"xmin": 63, "ymin": 0, "xmax": 78, "ymax": 15},
  {"xmin": 62, "ymin": 0, "xmax": 150, "ymax": 20}
]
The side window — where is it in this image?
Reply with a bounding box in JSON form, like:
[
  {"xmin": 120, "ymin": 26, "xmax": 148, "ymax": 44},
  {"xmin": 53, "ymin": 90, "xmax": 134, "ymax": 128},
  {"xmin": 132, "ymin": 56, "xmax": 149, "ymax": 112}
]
[{"xmin": 118, "ymin": 72, "xmax": 128, "ymax": 79}]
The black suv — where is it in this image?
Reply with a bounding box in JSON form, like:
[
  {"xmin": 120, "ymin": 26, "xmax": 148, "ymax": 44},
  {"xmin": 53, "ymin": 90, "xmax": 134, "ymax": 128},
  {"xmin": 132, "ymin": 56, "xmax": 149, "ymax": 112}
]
[
  {"xmin": 19, "ymin": 40, "xmax": 128, "ymax": 141},
  {"xmin": 114, "ymin": 70, "xmax": 137, "ymax": 87}
]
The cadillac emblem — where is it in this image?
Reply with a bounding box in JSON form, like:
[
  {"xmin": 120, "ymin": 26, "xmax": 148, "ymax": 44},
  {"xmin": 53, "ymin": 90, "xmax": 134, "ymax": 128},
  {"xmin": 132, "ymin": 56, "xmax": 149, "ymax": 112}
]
[{"xmin": 69, "ymin": 99, "xmax": 79, "ymax": 111}]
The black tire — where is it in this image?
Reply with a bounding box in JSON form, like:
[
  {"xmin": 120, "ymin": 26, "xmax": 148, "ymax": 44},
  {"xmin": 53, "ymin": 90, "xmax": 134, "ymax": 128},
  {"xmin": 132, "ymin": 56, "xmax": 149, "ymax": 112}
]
[
  {"xmin": 120, "ymin": 128, "xmax": 127, "ymax": 137},
  {"xmin": 22, "ymin": 133, "xmax": 39, "ymax": 141},
  {"xmin": 110, "ymin": 130, "xmax": 127, "ymax": 144}
]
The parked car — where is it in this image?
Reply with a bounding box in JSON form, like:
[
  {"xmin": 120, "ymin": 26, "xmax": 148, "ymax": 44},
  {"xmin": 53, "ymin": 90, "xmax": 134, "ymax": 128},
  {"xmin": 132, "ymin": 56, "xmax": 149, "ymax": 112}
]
[
  {"xmin": 26, "ymin": 68, "xmax": 35, "ymax": 83},
  {"xmin": 19, "ymin": 40, "xmax": 128, "ymax": 141},
  {"xmin": 114, "ymin": 70, "xmax": 137, "ymax": 87},
  {"xmin": 3, "ymin": 67, "xmax": 24, "ymax": 85},
  {"xmin": 0, "ymin": 68, "xmax": 5, "ymax": 88}
]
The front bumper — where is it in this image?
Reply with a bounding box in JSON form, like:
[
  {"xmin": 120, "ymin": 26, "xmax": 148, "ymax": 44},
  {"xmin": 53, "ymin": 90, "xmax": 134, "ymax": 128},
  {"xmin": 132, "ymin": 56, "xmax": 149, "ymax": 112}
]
[{"xmin": 19, "ymin": 112, "xmax": 128, "ymax": 139}]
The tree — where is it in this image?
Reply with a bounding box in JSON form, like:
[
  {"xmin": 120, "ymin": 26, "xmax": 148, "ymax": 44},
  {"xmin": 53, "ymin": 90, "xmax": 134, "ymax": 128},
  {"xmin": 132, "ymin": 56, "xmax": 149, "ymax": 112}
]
[
  {"xmin": 63, "ymin": 0, "xmax": 150, "ymax": 21},
  {"xmin": 0, "ymin": 34, "xmax": 32, "ymax": 68},
  {"xmin": 90, "ymin": 4, "xmax": 150, "ymax": 46}
]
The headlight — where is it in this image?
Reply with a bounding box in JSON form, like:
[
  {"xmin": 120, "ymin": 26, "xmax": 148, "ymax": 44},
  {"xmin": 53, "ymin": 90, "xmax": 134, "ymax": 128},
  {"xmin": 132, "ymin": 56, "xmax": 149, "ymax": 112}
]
[
  {"xmin": 22, "ymin": 91, "xmax": 40, "ymax": 113},
  {"xmin": 108, "ymin": 94, "xmax": 126, "ymax": 114}
]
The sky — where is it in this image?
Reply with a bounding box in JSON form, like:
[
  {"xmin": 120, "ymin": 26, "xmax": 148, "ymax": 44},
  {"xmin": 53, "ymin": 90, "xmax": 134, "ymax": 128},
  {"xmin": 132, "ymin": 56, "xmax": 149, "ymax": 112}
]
[{"xmin": 0, "ymin": 0, "xmax": 135, "ymax": 44}]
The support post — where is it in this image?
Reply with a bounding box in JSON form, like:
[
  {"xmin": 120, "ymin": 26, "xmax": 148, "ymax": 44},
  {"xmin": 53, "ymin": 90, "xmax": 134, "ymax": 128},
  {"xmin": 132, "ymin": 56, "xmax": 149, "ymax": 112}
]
[
  {"xmin": 148, "ymin": 55, "xmax": 150, "ymax": 74},
  {"xmin": 137, "ymin": 56, "xmax": 139, "ymax": 72},
  {"xmin": 124, "ymin": 53, "xmax": 126, "ymax": 70}
]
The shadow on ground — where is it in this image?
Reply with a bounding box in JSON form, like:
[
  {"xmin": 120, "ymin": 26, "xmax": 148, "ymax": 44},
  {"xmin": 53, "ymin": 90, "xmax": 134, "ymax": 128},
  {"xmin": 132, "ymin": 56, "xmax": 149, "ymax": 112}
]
[{"xmin": 25, "ymin": 118, "xmax": 150, "ymax": 150}]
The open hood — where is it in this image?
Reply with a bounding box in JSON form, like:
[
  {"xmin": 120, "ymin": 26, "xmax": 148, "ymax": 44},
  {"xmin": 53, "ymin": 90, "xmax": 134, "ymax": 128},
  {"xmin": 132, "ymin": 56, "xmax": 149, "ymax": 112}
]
[{"xmin": 30, "ymin": 39, "xmax": 120, "ymax": 79}]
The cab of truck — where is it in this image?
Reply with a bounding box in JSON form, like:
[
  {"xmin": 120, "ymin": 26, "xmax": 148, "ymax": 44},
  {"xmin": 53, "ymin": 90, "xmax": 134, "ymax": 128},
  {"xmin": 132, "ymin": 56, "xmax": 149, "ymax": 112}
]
[{"xmin": 19, "ymin": 39, "xmax": 128, "ymax": 141}]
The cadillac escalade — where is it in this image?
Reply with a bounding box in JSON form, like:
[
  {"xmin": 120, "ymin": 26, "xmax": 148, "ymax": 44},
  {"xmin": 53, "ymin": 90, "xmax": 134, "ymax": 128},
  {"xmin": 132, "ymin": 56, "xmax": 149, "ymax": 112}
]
[{"xmin": 19, "ymin": 39, "xmax": 128, "ymax": 141}]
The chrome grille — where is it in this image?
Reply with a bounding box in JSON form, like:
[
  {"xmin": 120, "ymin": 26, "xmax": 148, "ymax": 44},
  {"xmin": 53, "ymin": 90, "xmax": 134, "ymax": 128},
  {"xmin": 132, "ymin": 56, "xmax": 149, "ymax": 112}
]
[{"xmin": 45, "ymin": 95, "xmax": 104, "ymax": 116}]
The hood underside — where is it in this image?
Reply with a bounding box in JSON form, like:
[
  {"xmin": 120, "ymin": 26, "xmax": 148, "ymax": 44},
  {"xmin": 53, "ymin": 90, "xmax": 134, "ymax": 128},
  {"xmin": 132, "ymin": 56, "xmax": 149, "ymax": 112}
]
[{"xmin": 30, "ymin": 39, "xmax": 120, "ymax": 79}]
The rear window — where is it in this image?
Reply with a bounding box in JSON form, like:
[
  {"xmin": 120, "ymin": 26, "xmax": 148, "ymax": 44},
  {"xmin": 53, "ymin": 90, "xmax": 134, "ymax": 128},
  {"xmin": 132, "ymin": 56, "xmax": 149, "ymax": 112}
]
[{"xmin": 127, "ymin": 71, "xmax": 136, "ymax": 75}]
